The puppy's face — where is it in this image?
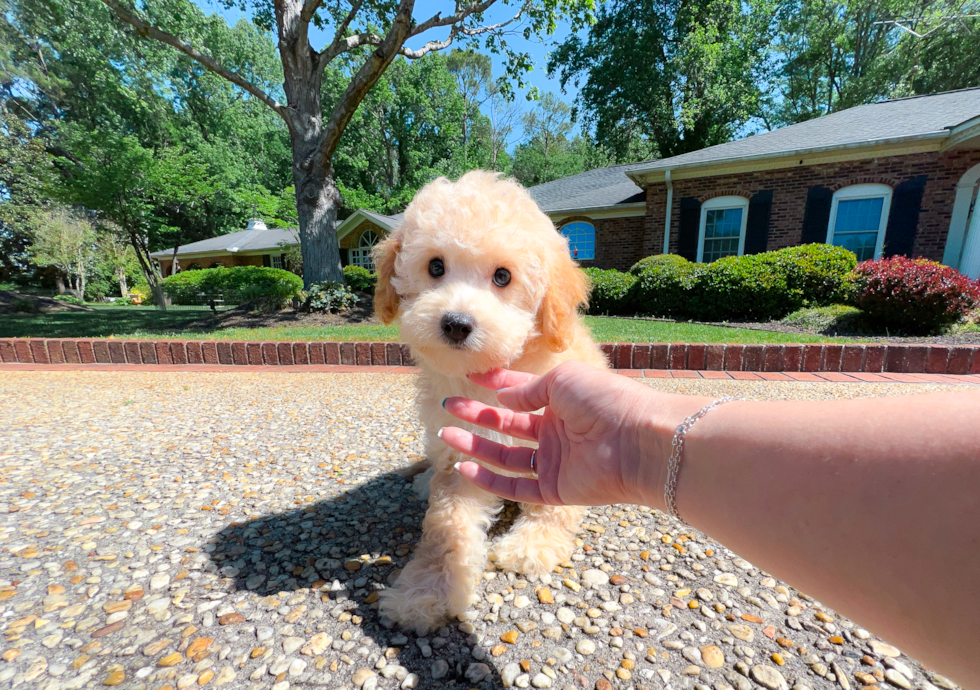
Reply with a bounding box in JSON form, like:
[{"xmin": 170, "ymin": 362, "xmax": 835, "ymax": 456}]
[{"xmin": 373, "ymin": 171, "xmax": 589, "ymax": 377}]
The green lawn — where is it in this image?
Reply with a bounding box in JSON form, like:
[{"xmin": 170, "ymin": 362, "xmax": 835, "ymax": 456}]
[{"xmin": 0, "ymin": 305, "xmax": 843, "ymax": 343}]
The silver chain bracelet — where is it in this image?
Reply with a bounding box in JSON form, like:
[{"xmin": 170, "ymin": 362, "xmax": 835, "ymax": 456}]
[{"xmin": 664, "ymin": 397, "xmax": 742, "ymax": 521}]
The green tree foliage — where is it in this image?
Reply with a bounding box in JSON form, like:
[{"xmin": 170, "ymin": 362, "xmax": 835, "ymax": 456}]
[
  {"xmin": 95, "ymin": 0, "xmax": 594, "ymax": 286},
  {"xmin": 549, "ymin": 0, "xmax": 775, "ymax": 159},
  {"xmin": 511, "ymin": 93, "xmax": 625, "ymax": 186},
  {"xmin": 766, "ymin": 0, "xmax": 980, "ymax": 126},
  {"xmin": 28, "ymin": 207, "xmax": 97, "ymax": 299}
]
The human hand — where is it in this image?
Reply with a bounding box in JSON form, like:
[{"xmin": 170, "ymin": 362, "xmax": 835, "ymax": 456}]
[{"xmin": 438, "ymin": 360, "xmax": 711, "ymax": 508}]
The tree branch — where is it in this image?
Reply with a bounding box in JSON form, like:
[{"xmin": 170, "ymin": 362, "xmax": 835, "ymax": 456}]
[
  {"xmin": 99, "ymin": 0, "xmax": 292, "ymax": 125},
  {"xmin": 300, "ymin": 0, "xmax": 324, "ymax": 23},
  {"xmin": 316, "ymin": 0, "xmax": 417, "ymax": 165}
]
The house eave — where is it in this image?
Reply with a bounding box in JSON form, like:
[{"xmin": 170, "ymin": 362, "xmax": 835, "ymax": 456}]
[
  {"xmin": 545, "ymin": 202, "xmax": 647, "ymax": 220},
  {"xmin": 627, "ymin": 131, "xmax": 951, "ymax": 184}
]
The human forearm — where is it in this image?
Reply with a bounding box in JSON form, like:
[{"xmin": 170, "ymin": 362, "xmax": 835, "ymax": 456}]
[{"xmin": 669, "ymin": 392, "xmax": 980, "ymax": 682}]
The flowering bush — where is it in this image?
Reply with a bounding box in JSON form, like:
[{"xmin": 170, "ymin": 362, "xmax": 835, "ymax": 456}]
[
  {"xmin": 850, "ymin": 257, "xmax": 980, "ymax": 334},
  {"xmin": 304, "ymin": 281, "xmax": 355, "ymax": 313}
]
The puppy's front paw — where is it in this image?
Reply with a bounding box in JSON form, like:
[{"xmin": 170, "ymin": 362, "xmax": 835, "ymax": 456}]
[
  {"xmin": 378, "ymin": 560, "xmax": 474, "ymax": 634},
  {"xmin": 492, "ymin": 533, "xmax": 572, "ymax": 579}
]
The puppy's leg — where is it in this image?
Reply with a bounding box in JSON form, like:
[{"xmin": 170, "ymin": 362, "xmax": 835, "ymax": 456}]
[
  {"xmin": 493, "ymin": 504, "xmax": 586, "ymax": 578},
  {"xmin": 379, "ymin": 464, "xmax": 500, "ymax": 634}
]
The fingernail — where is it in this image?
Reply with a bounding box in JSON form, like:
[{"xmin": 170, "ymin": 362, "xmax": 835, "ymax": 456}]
[
  {"xmin": 453, "ymin": 462, "xmax": 462, "ymax": 472},
  {"xmin": 496, "ymin": 388, "xmax": 505, "ymax": 393},
  {"xmin": 441, "ymin": 397, "xmax": 449, "ymax": 409},
  {"xmin": 437, "ymin": 428, "xmax": 445, "ymax": 439}
]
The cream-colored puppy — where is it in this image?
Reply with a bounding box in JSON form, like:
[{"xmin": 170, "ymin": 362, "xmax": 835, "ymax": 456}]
[{"xmin": 372, "ymin": 170, "xmax": 607, "ymax": 634}]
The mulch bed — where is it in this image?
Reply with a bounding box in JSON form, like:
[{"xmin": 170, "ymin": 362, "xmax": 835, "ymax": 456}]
[
  {"xmin": 187, "ymin": 291, "xmax": 379, "ymax": 331},
  {"xmin": 710, "ymin": 319, "xmax": 980, "ymax": 345},
  {"xmin": 0, "ymin": 290, "xmax": 92, "ymax": 314}
]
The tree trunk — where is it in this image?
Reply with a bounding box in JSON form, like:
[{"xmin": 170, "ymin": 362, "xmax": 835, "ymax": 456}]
[
  {"xmin": 56, "ymin": 276, "xmax": 66, "ymax": 294},
  {"xmin": 117, "ymin": 269, "xmax": 128, "ymax": 297},
  {"xmin": 278, "ymin": 3, "xmax": 344, "ymax": 287},
  {"xmin": 127, "ymin": 231, "xmax": 168, "ymax": 311},
  {"xmin": 292, "ymin": 162, "xmax": 344, "ymax": 285}
]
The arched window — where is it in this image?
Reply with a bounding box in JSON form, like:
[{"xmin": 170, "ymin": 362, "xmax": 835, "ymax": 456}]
[
  {"xmin": 698, "ymin": 196, "xmax": 749, "ymax": 262},
  {"xmin": 186, "ymin": 263, "xmax": 202, "ymax": 271},
  {"xmin": 350, "ymin": 230, "xmax": 379, "ymax": 271},
  {"xmin": 827, "ymin": 184, "xmax": 892, "ymax": 261},
  {"xmin": 560, "ymin": 221, "xmax": 595, "ymax": 260}
]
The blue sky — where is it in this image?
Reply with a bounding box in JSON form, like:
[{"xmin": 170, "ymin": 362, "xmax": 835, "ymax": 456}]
[{"xmin": 190, "ymin": 0, "xmax": 583, "ymax": 142}]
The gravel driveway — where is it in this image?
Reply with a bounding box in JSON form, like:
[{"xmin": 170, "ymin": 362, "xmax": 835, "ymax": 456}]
[{"xmin": 0, "ymin": 371, "xmax": 969, "ymax": 690}]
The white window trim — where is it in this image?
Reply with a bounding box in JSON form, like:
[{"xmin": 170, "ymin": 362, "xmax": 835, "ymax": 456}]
[
  {"xmin": 826, "ymin": 184, "xmax": 893, "ymax": 260},
  {"xmin": 697, "ymin": 196, "xmax": 749, "ymax": 263},
  {"xmin": 270, "ymin": 254, "xmax": 284, "ymax": 269}
]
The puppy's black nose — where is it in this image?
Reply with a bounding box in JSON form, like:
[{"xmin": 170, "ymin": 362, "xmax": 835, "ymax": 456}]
[{"xmin": 441, "ymin": 312, "xmax": 474, "ymax": 344}]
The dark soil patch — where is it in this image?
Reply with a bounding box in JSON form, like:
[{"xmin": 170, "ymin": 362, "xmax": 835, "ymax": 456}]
[
  {"xmin": 186, "ymin": 291, "xmax": 378, "ymax": 331},
  {"xmin": 0, "ymin": 290, "xmax": 92, "ymax": 315},
  {"xmin": 711, "ymin": 319, "xmax": 980, "ymax": 345}
]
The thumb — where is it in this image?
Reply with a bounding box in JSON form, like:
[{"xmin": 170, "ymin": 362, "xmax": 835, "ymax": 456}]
[{"xmin": 496, "ymin": 372, "xmax": 551, "ymax": 412}]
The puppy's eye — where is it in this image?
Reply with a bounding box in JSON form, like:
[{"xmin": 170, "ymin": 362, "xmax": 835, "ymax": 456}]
[
  {"xmin": 428, "ymin": 258, "xmax": 445, "ymax": 278},
  {"xmin": 493, "ymin": 268, "xmax": 511, "ymax": 287}
]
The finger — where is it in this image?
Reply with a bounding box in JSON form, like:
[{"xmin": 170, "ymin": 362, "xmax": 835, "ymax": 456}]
[
  {"xmin": 439, "ymin": 426, "xmax": 535, "ymax": 473},
  {"xmin": 495, "ymin": 371, "xmax": 551, "ymax": 412},
  {"xmin": 466, "ymin": 368, "xmax": 537, "ymax": 391},
  {"xmin": 443, "ymin": 397, "xmax": 541, "ymax": 442},
  {"xmin": 455, "ymin": 461, "xmax": 549, "ymax": 504}
]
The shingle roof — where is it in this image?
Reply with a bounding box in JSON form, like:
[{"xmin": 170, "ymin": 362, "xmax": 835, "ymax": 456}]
[
  {"xmin": 360, "ymin": 210, "xmax": 403, "ymax": 227},
  {"xmin": 527, "ymin": 164, "xmax": 646, "ymax": 214},
  {"xmin": 149, "ymin": 226, "xmax": 299, "ymax": 258},
  {"xmin": 631, "ymin": 88, "xmax": 980, "ymax": 174}
]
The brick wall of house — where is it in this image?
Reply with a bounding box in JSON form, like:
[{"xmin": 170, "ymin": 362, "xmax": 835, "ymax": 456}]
[
  {"xmin": 340, "ymin": 221, "xmax": 387, "ymax": 249},
  {"xmin": 644, "ymin": 149, "xmax": 980, "ymax": 262}
]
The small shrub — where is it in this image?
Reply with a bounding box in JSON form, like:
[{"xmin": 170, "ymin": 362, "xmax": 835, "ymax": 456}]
[
  {"xmin": 54, "ymin": 295, "xmax": 85, "ymax": 306},
  {"xmin": 850, "ymin": 257, "xmax": 980, "ymax": 335},
  {"xmin": 773, "ymin": 244, "xmax": 858, "ymax": 306},
  {"xmin": 343, "ymin": 265, "xmax": 376, "ymax": 292},
  {"xmin": 304, "ymin": 281, "xmax": 356, "ymax": 313},
  {"xmin": 687, "ymin": 253, "xmax": 797, "ymax": 321},
  {"xmin": 783, "ymin": 304, "xmax": 863, "ymax": 333},
  {"xmin": 161, "ymin": 266, "xmax": 303, "ymax": 308},
  {"xmin": 628, "ymin": 255, "xmax": 699, "ymax": 318},
  {"xmin": 583, "ymin": 268, "xmax": 637, "ymax": 315}
]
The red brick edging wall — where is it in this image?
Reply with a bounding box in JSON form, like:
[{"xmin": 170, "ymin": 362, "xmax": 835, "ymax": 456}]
[{"xmin": 2, "ymin": 339, "xmax": 980, "ymax": 375}]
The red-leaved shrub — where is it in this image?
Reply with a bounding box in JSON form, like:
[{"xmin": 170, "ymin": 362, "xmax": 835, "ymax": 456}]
[{"xmin": 850, "ymin": 257, "xmax": 980, "ymax": 335}]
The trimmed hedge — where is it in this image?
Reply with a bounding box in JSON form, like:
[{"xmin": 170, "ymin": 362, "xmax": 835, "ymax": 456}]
[
  {"xmin": 161, "ymin": 266, "xmax": 303, "ymax": 308},
  {"xmin": 343, "ymin": 265, "xmax": 376, "ymax": 292},
  {"xmin": 850, "ymin": 257, "xmax": 980, "ymax": 335},
  {"xmin": 628, "ymin": 255, "xmax": 701, "ymax": 318},
  {"xmin": 595, "ymin": 244, "xmax": 858, "ymax": 321},
  {"xmin": 584, "ymin": 268, "xmax": 637, "ymax": 315}
]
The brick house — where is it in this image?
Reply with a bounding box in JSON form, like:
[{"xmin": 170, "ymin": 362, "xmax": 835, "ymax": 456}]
[{"xmin": 532, "ymin": 88, "xmax": 980, "ymax": 278}]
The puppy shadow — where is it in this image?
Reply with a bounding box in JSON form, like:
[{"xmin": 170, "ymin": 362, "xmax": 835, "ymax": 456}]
[{"xmin": 206, "ymin": 466, "xmax": 521, "ymax": 689}]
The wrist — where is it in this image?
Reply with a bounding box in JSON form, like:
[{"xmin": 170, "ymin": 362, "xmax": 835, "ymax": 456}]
[{"xmin": 630, "ymin": 390, "xmax": 714, "ymax": 511}]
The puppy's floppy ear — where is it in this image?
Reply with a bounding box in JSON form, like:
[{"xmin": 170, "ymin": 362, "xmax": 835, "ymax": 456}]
[
  {"xmin": 539, "ymin": 250, "xmax": 591, "ymax": 352},
  {"xmin": 372, "ymin": 231, "xmax": 402, "ymax": 324}
]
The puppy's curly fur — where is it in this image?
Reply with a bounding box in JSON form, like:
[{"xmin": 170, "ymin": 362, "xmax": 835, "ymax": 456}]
[{"xmin": 372, "ymin": 171, "xmax": 608, "ymax": 634}]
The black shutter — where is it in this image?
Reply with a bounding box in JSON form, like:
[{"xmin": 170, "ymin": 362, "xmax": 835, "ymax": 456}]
[
  {"xmin": 677, "ymin": 197, "xmax": 701, "ymax": 261},
  {"xmin": 800, "ymin": 185, "xmax": 833, "ymax": 244},
  {"xmin": 744, "ymin": 190, "xmax": 774, "ymax": 254},
  {"xmin": 883, "ymin": 176, "xmax": 927, "ymax": 258},
  {"xmin": 262, "ymin": 254, "xmax": 271, "ymax": 267}
]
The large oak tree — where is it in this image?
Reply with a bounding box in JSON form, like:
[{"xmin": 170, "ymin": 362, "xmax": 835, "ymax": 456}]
[{"xmin": 100, "ymin": 0, "xmax": 593, "ymax": 285}]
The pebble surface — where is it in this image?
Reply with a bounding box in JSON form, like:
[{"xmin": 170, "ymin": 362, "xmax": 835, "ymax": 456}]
[{"xmin": 0, "ymin": 371, "xmax": 969, "ymax": 690}]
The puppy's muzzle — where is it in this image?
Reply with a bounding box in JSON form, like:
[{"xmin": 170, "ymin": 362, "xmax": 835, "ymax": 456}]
[{"xmin": 441, "ymin": 312, "xmax": 474, "ymax": 346}]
